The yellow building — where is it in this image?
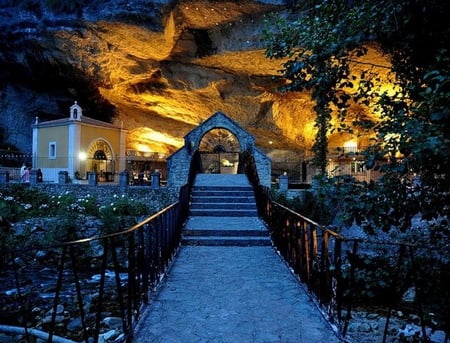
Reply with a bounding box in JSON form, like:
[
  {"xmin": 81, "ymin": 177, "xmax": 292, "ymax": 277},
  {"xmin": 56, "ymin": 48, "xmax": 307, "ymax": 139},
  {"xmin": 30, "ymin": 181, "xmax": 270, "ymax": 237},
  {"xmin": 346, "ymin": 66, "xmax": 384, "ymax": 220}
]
[{"xmin": 32, "ymin": 101, "xmax": 126, "ymax": 183}]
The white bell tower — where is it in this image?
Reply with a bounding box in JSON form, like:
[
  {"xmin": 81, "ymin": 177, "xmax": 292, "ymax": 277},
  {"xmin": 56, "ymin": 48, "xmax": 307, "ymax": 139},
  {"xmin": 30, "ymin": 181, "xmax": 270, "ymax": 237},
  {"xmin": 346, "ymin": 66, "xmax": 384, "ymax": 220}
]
[{"xmin": 69, "ymin": 101, "xmax": 83, "ymax": 121}]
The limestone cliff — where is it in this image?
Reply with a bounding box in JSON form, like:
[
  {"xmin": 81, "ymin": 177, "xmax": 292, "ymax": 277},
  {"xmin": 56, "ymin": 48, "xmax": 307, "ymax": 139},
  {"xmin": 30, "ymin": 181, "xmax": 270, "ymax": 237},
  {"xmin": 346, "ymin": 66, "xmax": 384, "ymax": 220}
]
[{"xmin": 0, "ymin": 0, "xmax": 390, "ymax": 166}]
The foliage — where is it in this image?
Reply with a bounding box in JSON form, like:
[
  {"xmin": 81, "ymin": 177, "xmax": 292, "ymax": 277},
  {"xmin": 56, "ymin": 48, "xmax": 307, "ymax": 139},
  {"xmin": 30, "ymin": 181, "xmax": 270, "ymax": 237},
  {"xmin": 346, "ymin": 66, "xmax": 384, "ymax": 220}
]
[
  {"xmin": 264, "ymin": 1, "xmax": 371, "ymax": 173},
  {"xmin": 271, "ymin": 175, "xmax": 347, "ymax": 225},
  {"xmin": 265, "ymin": 3, "xmax": 449, "ymax": 331},
  {"xmin": 99, "ymin": 194, "xmax": 150, "ymax": 234},
  {"xmin": 0, "ymin": 184, "xmax": 51, "ymax": 220},
  {"xmin": 0, "ymin": 186, "xmax": 152, "ymax": 245},
  {"xmin": 342, "ymin": 247, "xmax": 412, "ymax": 305},
  {"xmin": 47, "ymin": 191, "xmax": 99, "ymax": 217},
  {"xmin": 264, "ymin": 0, "xmax": 450, "ymax": 235}
]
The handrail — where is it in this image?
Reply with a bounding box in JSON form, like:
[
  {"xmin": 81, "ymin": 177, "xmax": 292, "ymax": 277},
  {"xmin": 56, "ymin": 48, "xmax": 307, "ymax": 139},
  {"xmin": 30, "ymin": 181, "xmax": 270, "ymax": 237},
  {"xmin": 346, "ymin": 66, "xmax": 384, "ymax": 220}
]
[
  {"xmin": 1, "ymin": 185, "xmax": 190, "ymax": 343},
  {"xmin": 270, "ymin": 200, "xmax": 344, "ymax": 240},
  {"xmin": 241, "ymin": 149, "xmax": 447, "ymax": 342},
  {"xmin": 51, "ymin": 201, "xmax": 182, "ymax": 248},
  {"xmin": 257, "ymin": 188, "xmax": 443, "ymax": 342},
  {"xmin": 0, "ymin": 146, "xmax": 202, "ymax": 343}
]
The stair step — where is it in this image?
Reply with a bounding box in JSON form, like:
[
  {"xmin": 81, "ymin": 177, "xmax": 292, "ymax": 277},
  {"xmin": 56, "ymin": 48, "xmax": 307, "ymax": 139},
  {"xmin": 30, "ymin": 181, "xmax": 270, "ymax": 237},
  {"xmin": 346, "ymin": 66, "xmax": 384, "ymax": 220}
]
[
  {"xmin": 183, "ymin": 229, "xmax": 269, "ymax": 237},
  {"xmin": 191, "ymin": 196, "xmax": 255, "ymax": 203},
  {"xmin": 181, "ymin": 236, "xmax": 272, "ymax": 247},
  {"xmin": 193, "ymin": 185, "xmax": 253, "ymax": 191},
  {"xmin": 186, "ymin": 174, "xmax": 262, "ymax": 239},
  {"xmin": 190, "ymin": 203, "xmax": 257, "ymax": 210},
  {"xmin": 189, "ymin": 209, "xmax": 258, "ymax": 217},
  {"xmin": 191, "ymin": 190, "xmax": 254, "ymax": 197}
]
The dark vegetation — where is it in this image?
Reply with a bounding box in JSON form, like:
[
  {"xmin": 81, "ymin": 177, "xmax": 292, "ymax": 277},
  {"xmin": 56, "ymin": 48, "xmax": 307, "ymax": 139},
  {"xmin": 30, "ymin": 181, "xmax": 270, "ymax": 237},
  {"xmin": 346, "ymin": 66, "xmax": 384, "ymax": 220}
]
[{"xmin": 265, "ymin": 0, "xmax": 449, "ymax": 337}]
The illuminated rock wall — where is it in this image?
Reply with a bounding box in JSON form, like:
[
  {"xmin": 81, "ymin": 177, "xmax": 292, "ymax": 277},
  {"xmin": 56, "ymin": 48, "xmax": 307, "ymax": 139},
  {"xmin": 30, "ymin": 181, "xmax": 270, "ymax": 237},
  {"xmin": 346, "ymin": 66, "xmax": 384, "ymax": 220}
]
[{"xmin": 0, "ymin": 1, "xmax": 393, "ymax": 176}]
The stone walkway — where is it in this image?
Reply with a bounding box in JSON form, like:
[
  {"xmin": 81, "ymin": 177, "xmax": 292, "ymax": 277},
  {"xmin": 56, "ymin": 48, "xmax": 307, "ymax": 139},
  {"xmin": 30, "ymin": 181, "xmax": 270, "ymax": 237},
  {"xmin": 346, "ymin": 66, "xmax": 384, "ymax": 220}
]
[
  {"xmin": 133, "ymin": 173, "xmax": 342, "ymax": 342},
  {"xmin": 133, "ymin": 242, "xmax": 342, "ymax": 342}
]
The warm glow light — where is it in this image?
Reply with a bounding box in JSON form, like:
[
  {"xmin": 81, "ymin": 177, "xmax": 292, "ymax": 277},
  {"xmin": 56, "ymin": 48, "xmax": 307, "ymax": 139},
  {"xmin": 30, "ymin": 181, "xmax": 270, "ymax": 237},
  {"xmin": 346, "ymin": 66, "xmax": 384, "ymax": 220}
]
[
  {"xmin": 79, "ymin": 152, "xmax": 87, "ymax": 160},
  {"xmin": 343, "ymin": 140, "xmax": 357, "ymax": 149},
  {"xmin": 137, "ymin": 144, "xmax": 152, "ymax": 153},
  {"xmin": 343, "ymin": 140, "xmax": 358, "ymax": 153},
  {"xmin": 144, "ymin": 131, "xmax": 181, "ymax": 145}
]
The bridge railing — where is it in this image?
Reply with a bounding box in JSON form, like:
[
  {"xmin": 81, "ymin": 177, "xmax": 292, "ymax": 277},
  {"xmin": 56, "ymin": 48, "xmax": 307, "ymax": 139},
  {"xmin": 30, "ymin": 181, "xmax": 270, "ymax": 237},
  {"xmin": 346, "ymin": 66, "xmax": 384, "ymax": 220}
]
[
  {"xmin": 241, "ymin": 150, "xmax": 448, "ymax": 342},
  {"xmin": 0, "ymin": 184, "xmax": 190, "ymax": 343}
]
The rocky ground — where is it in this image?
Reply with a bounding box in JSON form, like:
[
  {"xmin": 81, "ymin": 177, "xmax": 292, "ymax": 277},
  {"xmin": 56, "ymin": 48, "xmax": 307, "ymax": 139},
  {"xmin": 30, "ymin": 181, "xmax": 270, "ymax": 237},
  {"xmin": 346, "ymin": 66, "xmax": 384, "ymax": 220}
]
[{"xmin": 0, "ymin": 215, "xmax": 133, "ymax": 342}]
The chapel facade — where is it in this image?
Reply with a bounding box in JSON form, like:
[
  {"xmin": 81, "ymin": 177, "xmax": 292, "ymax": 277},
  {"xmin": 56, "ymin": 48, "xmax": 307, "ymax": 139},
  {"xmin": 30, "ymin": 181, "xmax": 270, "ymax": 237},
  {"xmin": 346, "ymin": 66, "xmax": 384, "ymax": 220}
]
[{"xmin": 32, "ymin": 101, "xmax": 127, "ymax": 183}]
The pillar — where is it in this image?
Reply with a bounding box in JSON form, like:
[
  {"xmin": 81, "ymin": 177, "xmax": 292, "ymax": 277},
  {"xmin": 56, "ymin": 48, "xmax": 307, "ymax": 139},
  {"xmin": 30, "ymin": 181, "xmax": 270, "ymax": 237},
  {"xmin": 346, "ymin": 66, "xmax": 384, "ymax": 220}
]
[
  {"xmin": 88, "ymin": 172, "xmax": 98, "ymax": 186},
  {"xmin": 119, "ymin": 171, "xmax": 129, "ymax": 187},
  {"xmin": 0, "ymin": 171, "xmax": 9, "ymax": 184},
  {"xmin": 279, "ymin": 173, "xmax": 288, "ymax": 192},
  {"xmin": 58, "ymin": 171, "xmax": 69, "ymax": 184},
  {"xmin": 151, "ymin": 171, "xmax": 161, "ymax": 189}
]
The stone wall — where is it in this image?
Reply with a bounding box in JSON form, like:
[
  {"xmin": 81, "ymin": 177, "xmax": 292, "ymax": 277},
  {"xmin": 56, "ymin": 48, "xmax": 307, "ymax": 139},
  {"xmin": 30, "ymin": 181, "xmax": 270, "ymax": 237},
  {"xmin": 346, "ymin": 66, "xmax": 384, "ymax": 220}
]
[
  {"xmin": 166, "ymin": 148, "xmax": 190, "ymax": 188},
  {"xmin": 254, "ymin": 148, "xmax": 271, "ymax": 188}
]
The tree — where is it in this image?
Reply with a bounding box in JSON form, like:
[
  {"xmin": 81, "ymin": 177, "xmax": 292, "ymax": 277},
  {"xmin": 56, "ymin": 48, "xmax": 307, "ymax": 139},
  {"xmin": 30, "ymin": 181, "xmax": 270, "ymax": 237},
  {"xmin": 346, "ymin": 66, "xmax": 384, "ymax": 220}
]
[
  {"xmin": 264, "ymin": 0, "xmax": 450, "ymax": 235},
  {"xmin": 264, "ymin": 1, "xmax": 450, "ymax": 333}
]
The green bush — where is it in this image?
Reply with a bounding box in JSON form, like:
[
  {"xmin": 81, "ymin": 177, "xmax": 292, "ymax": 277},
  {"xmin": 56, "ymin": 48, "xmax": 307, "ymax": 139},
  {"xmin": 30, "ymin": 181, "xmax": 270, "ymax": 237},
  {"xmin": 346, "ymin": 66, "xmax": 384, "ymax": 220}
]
[
  {"xmin": 0, "ymin": 184, "xmax": 52, "ymax": 220},
  {"xmin": 99, "ymin": 194, "xmax": 150, "ymax": 234}
]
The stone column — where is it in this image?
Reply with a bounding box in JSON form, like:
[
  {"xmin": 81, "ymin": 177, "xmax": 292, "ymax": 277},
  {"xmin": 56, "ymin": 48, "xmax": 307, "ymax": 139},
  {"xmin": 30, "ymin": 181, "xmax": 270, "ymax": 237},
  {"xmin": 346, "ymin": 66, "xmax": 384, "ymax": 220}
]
[
  {"xmin": 279, "ymin": 173, "xmax": 288, "ymax": 192},
  {"xmin": 119, "ymin": 171, "xmax": 129, "ymax": 187},
  {"xmin": 151, "ymin": 171, "xmax": 161, "ymax": 189},
  {"xmin": 0, "ymin": 171, "xmax": 9, "ymax": 184},
  {"xmin": 88, "ymin": 172, "xmax": 98, "ymax": 186},
  {"xmin": 58, "ymin": 171, "xmax": 69, "ymax": 184},
  {"xmin": 29, "ymin": 169, "xmax": 38, "ymax": 185}
]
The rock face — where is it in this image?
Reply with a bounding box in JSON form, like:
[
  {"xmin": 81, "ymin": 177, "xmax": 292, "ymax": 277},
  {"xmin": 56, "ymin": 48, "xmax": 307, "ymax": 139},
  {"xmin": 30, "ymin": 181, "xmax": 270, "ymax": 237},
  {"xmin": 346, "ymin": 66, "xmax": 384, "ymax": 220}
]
[{"xmin": 0, "ymin": 0, "xmax": 391, "ymax": 164}]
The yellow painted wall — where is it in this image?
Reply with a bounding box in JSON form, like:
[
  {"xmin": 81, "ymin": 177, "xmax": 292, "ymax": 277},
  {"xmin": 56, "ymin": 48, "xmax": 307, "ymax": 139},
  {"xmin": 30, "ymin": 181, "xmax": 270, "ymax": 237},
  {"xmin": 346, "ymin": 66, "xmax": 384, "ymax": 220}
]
[
  {"xmin": 37, "ymin": 125, "xmax": 69, "ymax": 168},
  {"xmin": 80, "ymin": 126, "xmax": 120, "ymax": 154}
]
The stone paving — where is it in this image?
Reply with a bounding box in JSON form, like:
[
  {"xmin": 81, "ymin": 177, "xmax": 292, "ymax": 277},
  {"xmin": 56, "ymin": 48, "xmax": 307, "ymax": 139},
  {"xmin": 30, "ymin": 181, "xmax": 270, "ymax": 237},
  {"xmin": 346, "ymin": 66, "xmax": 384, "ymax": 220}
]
[
  {"xmin": 133, "ymin": 174, "xmax": 342, "ymax": 342},
  {"xmin": 133, "ymin": 244, "xmax": 342, "ymax": 343}
]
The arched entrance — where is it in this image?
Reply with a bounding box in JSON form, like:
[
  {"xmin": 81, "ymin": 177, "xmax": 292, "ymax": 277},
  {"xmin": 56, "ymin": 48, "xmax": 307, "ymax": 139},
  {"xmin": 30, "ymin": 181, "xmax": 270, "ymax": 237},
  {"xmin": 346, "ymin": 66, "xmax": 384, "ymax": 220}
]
[
  {"xmin": 86, "ymin": 139, "xmax": 115, "ymax": 181},
  {"xmin": 199, "ymin": 128, "xmax": 239, "ymax": 174},
  {"xmin": 167, "ymin": 111, "xmax": 271, "ymax": 188}
]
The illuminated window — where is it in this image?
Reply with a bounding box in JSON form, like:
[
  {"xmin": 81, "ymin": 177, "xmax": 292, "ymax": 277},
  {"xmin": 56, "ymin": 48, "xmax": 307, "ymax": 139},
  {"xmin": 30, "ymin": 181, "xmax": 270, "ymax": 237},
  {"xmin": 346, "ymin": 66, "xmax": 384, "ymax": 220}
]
[
  {"xmin": 351, "ymin": 161, "xmax": 365, "ymax": 173},
  {"xmin": 49, "ymin": 142, "xmax": 56, "ymax": 159}
]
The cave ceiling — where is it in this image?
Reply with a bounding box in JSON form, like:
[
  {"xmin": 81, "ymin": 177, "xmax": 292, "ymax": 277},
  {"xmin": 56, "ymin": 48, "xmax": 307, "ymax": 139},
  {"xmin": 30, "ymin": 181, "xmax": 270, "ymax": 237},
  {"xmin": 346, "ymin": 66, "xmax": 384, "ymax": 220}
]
[{"xmin": 0, "ymin": 0, "xmax": 393, "ymax": 162}]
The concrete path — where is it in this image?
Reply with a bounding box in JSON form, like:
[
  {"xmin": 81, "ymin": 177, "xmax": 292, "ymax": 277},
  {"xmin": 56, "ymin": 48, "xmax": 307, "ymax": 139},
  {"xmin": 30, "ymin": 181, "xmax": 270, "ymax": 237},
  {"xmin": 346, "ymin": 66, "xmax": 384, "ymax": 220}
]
[{"xmin": 133, "ymin": 243, "xmax": 342, "ymax": 342}]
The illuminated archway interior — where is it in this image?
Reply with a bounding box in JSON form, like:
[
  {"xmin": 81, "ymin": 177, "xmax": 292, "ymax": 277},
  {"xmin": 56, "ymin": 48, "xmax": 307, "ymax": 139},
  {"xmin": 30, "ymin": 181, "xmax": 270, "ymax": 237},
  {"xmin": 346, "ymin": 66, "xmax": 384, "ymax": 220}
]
[
  {"xmin": 199, "ymin": 128, "xmax": 240, "ymax": 174},
  {"xmin": 87, "ymin": 139, "xmax": 114, "ymax": 175}
]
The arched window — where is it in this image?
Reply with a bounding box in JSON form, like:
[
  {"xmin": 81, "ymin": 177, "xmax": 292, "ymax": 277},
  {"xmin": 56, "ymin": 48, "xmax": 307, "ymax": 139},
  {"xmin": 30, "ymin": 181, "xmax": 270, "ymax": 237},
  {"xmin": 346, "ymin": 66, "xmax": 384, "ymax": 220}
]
[
  {"xmin": 93, "ymin": 150, "xmax": 107, "ymax": 160},
  {"xmin": 213, "ymin": 144, "xmax": 227, "ymax": 153}
]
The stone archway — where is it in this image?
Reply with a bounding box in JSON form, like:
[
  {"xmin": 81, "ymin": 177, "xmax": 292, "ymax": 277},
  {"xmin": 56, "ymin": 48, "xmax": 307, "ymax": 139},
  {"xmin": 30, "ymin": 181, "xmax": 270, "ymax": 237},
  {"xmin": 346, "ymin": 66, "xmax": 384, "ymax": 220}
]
[
  {"xmin": 166, "ymin": 111, "xmax": 271, "ymax": 188},
  {"xmin": 199, "ymin": 128, "xmax": 240, "ymax": 174}
]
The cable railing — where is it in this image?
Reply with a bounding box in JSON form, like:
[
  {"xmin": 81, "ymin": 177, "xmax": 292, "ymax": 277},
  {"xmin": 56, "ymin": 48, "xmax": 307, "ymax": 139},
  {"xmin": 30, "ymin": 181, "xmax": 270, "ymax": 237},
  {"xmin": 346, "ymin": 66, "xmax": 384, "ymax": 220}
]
[{"xmin": 241, "ymin": 150, "xmax": 449, "ymax": 343}]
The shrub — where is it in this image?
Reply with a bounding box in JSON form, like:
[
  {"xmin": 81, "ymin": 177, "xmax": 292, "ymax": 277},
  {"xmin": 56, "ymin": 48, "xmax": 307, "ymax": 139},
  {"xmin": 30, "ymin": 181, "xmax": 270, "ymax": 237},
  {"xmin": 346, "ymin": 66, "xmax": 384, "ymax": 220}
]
[{"xmin": 99, "ymin": 194, "xmax": 150, "ymax": 234}]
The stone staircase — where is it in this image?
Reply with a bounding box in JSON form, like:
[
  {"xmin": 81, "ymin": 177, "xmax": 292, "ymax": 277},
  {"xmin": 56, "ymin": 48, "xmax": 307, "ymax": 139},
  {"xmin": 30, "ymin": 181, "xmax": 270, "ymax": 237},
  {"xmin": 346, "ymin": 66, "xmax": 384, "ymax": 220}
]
[{"xmin": 182, "ymin": 174, "xmax": 271, "ymax": 246}]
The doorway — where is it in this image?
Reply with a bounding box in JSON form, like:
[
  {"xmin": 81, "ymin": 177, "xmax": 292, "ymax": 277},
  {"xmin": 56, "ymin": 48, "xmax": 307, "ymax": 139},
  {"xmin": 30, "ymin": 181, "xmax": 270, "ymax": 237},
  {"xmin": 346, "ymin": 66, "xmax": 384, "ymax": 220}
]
[{"xmin": 199, "ymin": 129, "xmax": 240, "ymax": 174}]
